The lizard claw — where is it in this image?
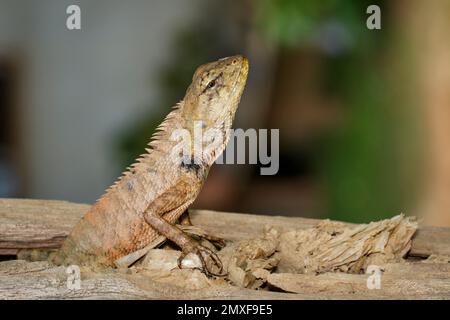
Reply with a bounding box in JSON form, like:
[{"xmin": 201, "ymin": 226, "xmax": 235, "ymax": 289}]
[
  {"xmin": 177, "ymin": 240, "xmax": 226, "ymax": 277},
  {"xmin": 178, "ymin": 225, "xmax": 226, "ymax": 250},
  {"xmin": 201, "ymin": 235, "xmax": 226, "ymax": 250}
]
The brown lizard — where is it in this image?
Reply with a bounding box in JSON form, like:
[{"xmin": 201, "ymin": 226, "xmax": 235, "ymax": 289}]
[{"xmin": 52, "ymin": 55, "xmax": 249, "ymax": 276}]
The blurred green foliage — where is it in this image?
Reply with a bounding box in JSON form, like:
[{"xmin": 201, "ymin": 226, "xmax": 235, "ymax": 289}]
[
  {"xmin": 317, "ymin": 58, "xmax": 402, "ymax": 223},
  {"xmin": 256, "ymin": 0, "xmax": 407, "ymax": 222},
  {"xmin": 255, "ymin": 0, "xmax": 374, "ymax": 47}
]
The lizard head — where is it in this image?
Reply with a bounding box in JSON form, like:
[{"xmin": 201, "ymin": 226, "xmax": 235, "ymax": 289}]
[{"xmin": 183, "ymin": 55, "xmax": 249, "ymax": 129}]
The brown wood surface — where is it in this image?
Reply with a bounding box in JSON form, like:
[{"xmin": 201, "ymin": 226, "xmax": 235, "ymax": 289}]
[
  {"xmin": 1, "ymin": 198, "xmax": 449, "ymax": 257},
  {"xmin": 0, "ymin": 198, "xmax": 449, "ymax": 299}
]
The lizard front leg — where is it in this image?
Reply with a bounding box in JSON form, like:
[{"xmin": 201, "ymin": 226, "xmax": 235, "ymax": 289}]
[{"xmin": 144, "ymin": 209, "xmax": 225, "ymax": 277}]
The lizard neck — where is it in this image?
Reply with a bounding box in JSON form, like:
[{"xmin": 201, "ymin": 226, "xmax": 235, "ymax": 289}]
[{"xmin": 180, "ymin": 114, "xmax": 233, "ymax": 168}]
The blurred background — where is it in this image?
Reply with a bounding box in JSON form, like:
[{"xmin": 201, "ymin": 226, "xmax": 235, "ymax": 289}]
[{"xmin": 0, "ymin": 0, "xmax": 449, "ymax": 226}]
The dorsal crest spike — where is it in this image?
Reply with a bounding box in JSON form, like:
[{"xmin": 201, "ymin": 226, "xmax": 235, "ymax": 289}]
[{"xmin": 95, "ymin": 101, "xmax": 184, "ymax": 202}]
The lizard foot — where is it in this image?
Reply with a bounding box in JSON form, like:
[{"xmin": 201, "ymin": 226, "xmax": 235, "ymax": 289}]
[
  {"xmin": 177, "ymin": 239, "xmax": 226, "ymax": 277},
  {"xmin": 179, "ymin": 225, "xmax": 226, "ymax": 250}
]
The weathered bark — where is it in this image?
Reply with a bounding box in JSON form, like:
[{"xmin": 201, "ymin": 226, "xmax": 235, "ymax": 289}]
[
  {"xmin": 1, "ymin": 258, "xmax": 450, "ymax": 299},
  {"xmin": 1, "ymin": 198, "xmax": 449, "ymax": 299},
  {"xmin": 0, "ymin": 198, "xmax": 448, "ymax": 257},
  {"xmin": 0, "ymin": 260, "xmax": 297, "ymax": 300},
  {"xmin": 267, "ymin": 262, "xmax": 450, "ymax": 298}
]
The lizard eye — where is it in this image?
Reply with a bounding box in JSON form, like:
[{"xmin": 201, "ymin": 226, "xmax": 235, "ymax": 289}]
[{"xmin": 206, "ymin": 80, "xmax": 216, "ymax": 89}]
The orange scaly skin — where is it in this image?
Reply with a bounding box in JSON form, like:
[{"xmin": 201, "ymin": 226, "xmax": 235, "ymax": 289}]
[{"xmin": 55, "ymin": 56, "xmax": 249, "ymax": 272}]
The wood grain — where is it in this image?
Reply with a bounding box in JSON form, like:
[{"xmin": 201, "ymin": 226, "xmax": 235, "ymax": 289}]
[
  {"xmin": 1, "ymin": 198, "xmax": 448, "ymax": 257},
  {"xmin": 1, "ymin": 198, "xmax": 449, "ymax": 299}
]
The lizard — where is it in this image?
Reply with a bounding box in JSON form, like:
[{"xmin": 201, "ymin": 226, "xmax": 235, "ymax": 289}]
[{"xmin": 51, "ymin": 55, "xmax": 249, "ymax": 276}]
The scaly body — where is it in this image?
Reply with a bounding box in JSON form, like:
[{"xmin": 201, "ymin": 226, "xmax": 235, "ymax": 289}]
[{"xmin": 55, "ymin": 56, "xmax": 249, "ymax": 274}]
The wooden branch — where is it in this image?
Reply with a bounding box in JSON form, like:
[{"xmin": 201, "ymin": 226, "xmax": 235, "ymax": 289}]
[
  {"xmin": 1, "ymin": 198, "xmax": 449, "ymax": 257},
  {"xmin": 2, "ymin": 259, "xmax": 449, "ymax": 300},
  {"xmin": 0, "ymin": 198, "xmax": 88, "ymax": 254},
  {"xmin": 1, "ymin": 198, "xmax": 450, "ymax": 299},
  {"xmin": 267, "ymin": 262, "xmax": 450, "ymax": 298},
  {"xmin": 0, "ymin": 260, "xmax": 299, "ymax": 300}
]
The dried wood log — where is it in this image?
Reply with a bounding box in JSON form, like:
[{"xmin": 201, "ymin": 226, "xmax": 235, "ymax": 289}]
[
  {"xmin": 0, "ymin": 199, "xmax": 88, "ymax": 254},
  {"xmin": 277, "ymin": 215, "xmax": 417, "ymax": 274},
  {"xmin": 0, "ymin": 260, "xmax": 298, "ymax": 300},
  {"xmin": 267, "ymin": 261, "xmax": 450, "ymax": 298},
  {"xmin": 0, "ymin": 198, "xmax": 449, "ymax": 257},
  {"xmin": 1, "ymin": 198, "xmax": 450, "ymax": 299},
  {"xmin": 1, "ymin": 258, "xmax": 449, "ymax": 299}
]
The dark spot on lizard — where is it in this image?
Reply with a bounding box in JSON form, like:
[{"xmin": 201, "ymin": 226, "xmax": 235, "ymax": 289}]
[
  {"xmin": 180, "ymin": 156, "xmax": 203, "ymax": 176},
  {"xmin": 127, "ymin": 181, "xmax": 134, "ymax": 191}
]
